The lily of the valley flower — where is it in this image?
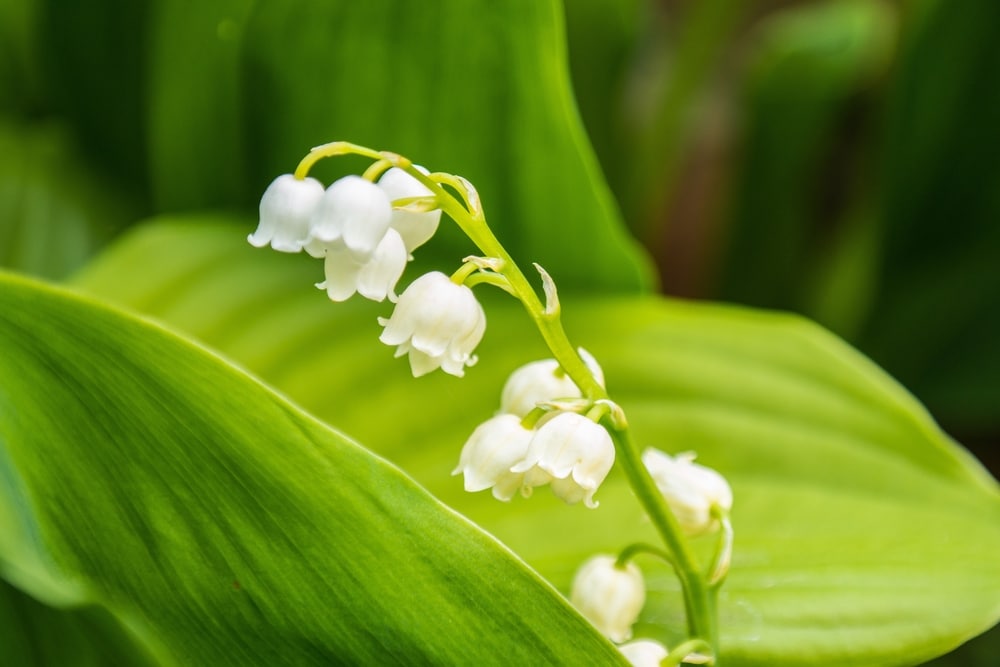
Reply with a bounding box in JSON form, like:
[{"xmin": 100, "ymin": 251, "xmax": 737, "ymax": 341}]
[
  {"xmin": 617, "ymin": 639, "xmax": 669, "ymax": 667},
  {"xmin": 643, "ymin": 448, "xmax": 733, "ymax": 536},
  {"xmin": 248, "ymin": 174, "xmax": 325, "ymax": 252},
  {"xmin": 316, "ymin": 228, "xmax": 408, "ymax": 302},
  {"xmin": 571, "ymin": 555, "xmax": 646, "ymax": 643},
  {"xmin": 510, "ymin": 412, "xmax": 615, "ymax": 508},
  {"xmin": 452, "ymin": 414, "xmax": 533, "ymax": 501},
  {"xmin": 307, "ymin": 175, "xmax": 393, "ymax": 261},
  {"xmin": 378, "ymin": 166, "xmax": 442, "ymax": 253},
  {"xmin": 378, "ymin": 271, "xmax": 486, "ymax": 377},
  {"xmin": 500, "ymin": 349, "xmax": 605, "ymax": 417}
]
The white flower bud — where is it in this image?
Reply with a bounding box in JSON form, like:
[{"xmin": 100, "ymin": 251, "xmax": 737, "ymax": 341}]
[
  {"xmin": 642, "ymin": 448, "xmax": 733, "ymax": 536},
  {"xmin": 452, "ymin": 414, "xmax": 533, "ymax": 501},
  {"xmin": 618, "ymin": 639, "xmax": 669, "ymax": 666},
  {"xmin": 315, "ymin": 228, "xmax": 408, "ymax": 303},
  {"xmin": 378, "ymin": 166, "xmax": 442, "ymax": 253},
  {"xmin": 510, "ymin": 412, "xmax": 615, "ymax": 508},
  {"xmin": 570, "ymin": 555, "xmax": 645, "ymax": 643},
  {"xmin": 500, "ymin": 349, "xmax": 605, "ymax": 418},
  {"xmin": 248, "ymin": 174, "xmax": 325, "ymax": 252},
  {"xmin": 308, "ymin": 175, "xmax": 392, "ymax": 261},
  {"xmin": 378, "ymin": 271, "xmax": 486, "ymax": 377}
]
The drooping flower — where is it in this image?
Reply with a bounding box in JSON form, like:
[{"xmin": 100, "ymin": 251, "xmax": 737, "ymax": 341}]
[
  {"xmin": 248, "ymin": 174, "xmax": 325, "ymax": 252},
  {"xmin": 307, "ymin": 175, "xmax": 392, "ymax": 261},
  {"xmin": 570, "ymin": 554, "xmax": 646, "ymax": 643},
  {"xmin": 642, "ymin": 448, "xmax": 733, "ymax": 536},
  {"xmin": 452, "ymin": 414, "xmax": 533, "ymax": 501},
  {"xmin": 378, "ymin": 271, "xmax": 486, "ymax": 377},
  {"xmin": 510, "ymin": 412, "xmax": 615, "ymax": 508},
  {"xmin": 378, "ymin": 166, "xmax": 442, "ymax": 253},
  {"xmin": 316, "ymin": 228, "xmax": 408, "ymax": 303},
  {"xmin": 500, "ymin": 349, "xmax": 605, "ymax": 417},
  {"xmin": 617, "ymin": 639, "xmax": 670, "ymax": 667}
]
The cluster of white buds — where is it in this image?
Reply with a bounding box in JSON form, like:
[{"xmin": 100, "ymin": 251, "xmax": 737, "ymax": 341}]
[
  {"xmin": 249, "ymin": 168, "xmax": 441, "ymax": 303},
  {"xmin": 452, "ymin": 352, "xmax": 615, "ymax": 507},
  {"xmin": 249, "ymin": 167, "xmax": 487, "ymax": 378},
  {"xmin": 643, "ymin": 448, "xmax": 733, "ymax": 536}
]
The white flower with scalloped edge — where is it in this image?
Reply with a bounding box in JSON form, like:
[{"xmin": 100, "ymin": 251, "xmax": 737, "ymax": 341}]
[
  {"xmin": 315, "ymin": 228, "xmax": 408, "ymax": 303},
  {"xmin": 452, "ymin": 414, "xmax": 533, "ymax": 501},
  {"xmin": 642, "ymin": 448, "xmax": 733, "ymax": 536},
  {"xmin": 510, "ymin": 412, "xmax": 615, "ymax": 508},
  {"xmin": 248, "ymin": 174, "xmax": 325, "ymax": 253},
  {"xmin": 617, "ymin": 639, "xmax": 670, "ymax": 667},
  {"xmin": 378, "ymin": 166, "xmax": 442, "ymax": 254},
  {"xmin": 500, "ymin": 349, "xmax": 605, "ymax": 418},
  {"xmin": 305, "ymin": 175, "xmax": 392, "ymax": 261},
  {"xmin": 378, "ymin": 271, "xmax": 486, "ymax": 377},
  {"xmin": 570, "ymin": 554, "xmax": 646, "ymax": 643}
]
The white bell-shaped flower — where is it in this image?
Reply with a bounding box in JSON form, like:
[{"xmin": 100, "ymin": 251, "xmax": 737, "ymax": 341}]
[
  {"xmin": 510, "ymin": 412, "xmax": 615, "ymax": 508},
  {"xmin": 500, "ymin": 349, "xmax": 605, "ymax": 417},
  {"xmin": 378, "ymin": 271, "xmax": 486, "ymax": 377},
  {"xmin": 307, "ymin": 175, "xmax": 392, "ymax": 261},
  {"xmin": 248, "ymin": 174, "xmax": 325, "ymax": 252},
  {"xmin": 570, "ymin": 554, "xmax": 646, "ymax": 643},
  {"xmin": 618, "ymin": 639, "xmax": 670, "ymax": 666},
  {"xmin": 452, "ymin": 414, "xmax": 533, "ymax": 501},
  {"xmin": 642, "ymin": 448, "xmax": 733, "ymax": 536},
  {"xmin": 316, "ymin": 228, "xmax": 408, "ymax": 303},
  {"xmin": 378, "ymin": 166, "xmax": 442, "ymax": 253}
]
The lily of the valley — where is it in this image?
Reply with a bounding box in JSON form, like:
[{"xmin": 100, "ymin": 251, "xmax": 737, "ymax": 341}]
[
  {"xmin": 643, "ymin": 448, "xmax": 733, "ymax": 536},
  {"xmin": 500, "ymin": 349, "xmax": 605, "ymax": 417},
  {"xmin": 617, "ymin": 639, "xmax": 669, "ymax": 667},
  {"xmin": 510, "ymin": 412, "xmax": 615, "ymax": 508},
  {"xmin": 570, "ymin": 554, "xmax": 646, "ymax": 643},
  {"xmin": 307, "ymin": 175, "xmax": 393, "ymax": 261},
  {"xmin": 248, "ymin": 174, "xmax": 325, "ymax": 252},
  {"xmin": 452, "ymin": 414, "xmax": 533, "ymax": 501},
  {"xmin": 378, "ymin": 166, "xmax": 442, "ymax": 253},
  {"xmin": 378, "ymin": 271, "xmax": 486, "ymax": 377},
  {"xmin": 316, "ymin": 229, "xmax": 408, "ymax": 302}
]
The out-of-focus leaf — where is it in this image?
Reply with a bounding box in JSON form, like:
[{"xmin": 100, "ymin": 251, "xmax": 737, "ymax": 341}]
[
  {"xmin": 0, "ymin": 271, "xmax": 625, "ymax": 665},
  {"xmin": 0, "ymin": 0, "xmax": 44, "ymax": 114},
  {"xmin": 73, "ymin": 219, "xmax": 1000, "ymax": 666},
  {"xmin": 239, "ymin": 0, "xmax": 652, "ymax": 292},
  {"xmin": 858, "ymin": 0, "xmax": 1000, "ymax": 436},
  {"xmin": 39, "ymin": 0, "xmax": 149, "ymax": 193},
  {"xmin": 0, "ymin": 120, "xmax": 134, "ymax": 279},
  {"xmin": 146, "ymin": 0, "xmax": 254, "ymax": 211},
  {"xmin": 719, "ymin": 0, "xmax": 895, "ymax": 313},
  {"xmin": 0, "ymin": 580, "xmax": 157, "ymax": 667}
]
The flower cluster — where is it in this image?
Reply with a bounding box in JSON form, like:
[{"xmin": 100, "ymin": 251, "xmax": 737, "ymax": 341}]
[
  {"xmin": 249, "ymin": 168, "xmax": 486, "ymax": 377},
  {"xmin": 249, "ymin": 169, "xmax": 441, "ymax": 303},
  {"xmin": 452, "ymin": 353, "xmax": 615, "ymax": 507}
]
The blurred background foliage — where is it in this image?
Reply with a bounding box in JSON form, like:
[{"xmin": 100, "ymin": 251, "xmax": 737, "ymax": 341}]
[{"xmin": 1, "ymin": 0, "xmax": 997, "ymax": 663}]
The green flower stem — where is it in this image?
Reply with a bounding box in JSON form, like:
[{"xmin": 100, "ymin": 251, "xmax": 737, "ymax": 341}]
[
  {"xmin": 663, "ymin": 638, "xmax": 715, "ymax": 667},
  {"xmin": 296, "ymin": 144, "xmax": 720, "ymax": 657}
]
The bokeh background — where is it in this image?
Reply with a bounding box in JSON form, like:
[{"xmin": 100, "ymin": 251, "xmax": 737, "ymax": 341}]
[{"xmin": 1, "ymin": 0, "xmax": 996, "ymax": 663}]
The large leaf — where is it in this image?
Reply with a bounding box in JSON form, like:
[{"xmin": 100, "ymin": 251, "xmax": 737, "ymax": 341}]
[
  {"xmin": 0, "ymin": 271, "xmax": 625, "ymax": 665},
  {"xmin": 72, "ymin": 219, "xmax": 1000, "ymax": 666}
]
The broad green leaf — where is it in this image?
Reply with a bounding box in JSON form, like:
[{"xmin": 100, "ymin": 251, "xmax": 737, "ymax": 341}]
[
  {"xmin": 0, "ymin": 271, "xmax": 625, "ymax": 665},
  {"xmin": 73, "ymin": 219, "xmax": 1000, "ymax": 666},
  {"xmin": 239, "ymin": 0, "xmax": 652, "ymax": 292}
]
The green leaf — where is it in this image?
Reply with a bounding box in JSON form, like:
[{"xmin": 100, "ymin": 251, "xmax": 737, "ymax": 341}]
[
  {"xmin": 237, "ymin": 0, "xmax": 652, "ymax": 292},
  {"xmin": 0, "ymin": 271, "xmax": 625, "ymax": 665},
  {"xmin": 72, "ymin": 219, "xmax": 1000, "ymax": 666}
]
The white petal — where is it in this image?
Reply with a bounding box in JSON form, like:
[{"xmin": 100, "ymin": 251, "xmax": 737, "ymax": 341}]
[
  {"xmin": 310, "ymin": 175, "xmax": 392, "ymax": 260},
  {"xmin": 571, "ymin": 555, "xmax": 645, "ymax": 643},
  {"xmin": 356, "ymin": 228, "xmax": 408, "ymax": 302},
  {"xmin": 250, "ymin": 174, "xmax": 325, "ymax": 252}
]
